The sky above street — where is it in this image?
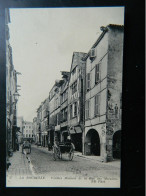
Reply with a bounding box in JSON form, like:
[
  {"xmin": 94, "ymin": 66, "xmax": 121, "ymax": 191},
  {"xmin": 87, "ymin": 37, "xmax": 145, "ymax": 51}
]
[{"xmin": 9, "ymin": 7, "xmax": 124, "ymax": 122}]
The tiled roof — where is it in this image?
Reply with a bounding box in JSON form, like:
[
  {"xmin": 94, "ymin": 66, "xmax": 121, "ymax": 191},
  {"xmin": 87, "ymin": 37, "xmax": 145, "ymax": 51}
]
[{"xmin": 108, "ymin": 24, "xmax": 124, "ymax": 29}]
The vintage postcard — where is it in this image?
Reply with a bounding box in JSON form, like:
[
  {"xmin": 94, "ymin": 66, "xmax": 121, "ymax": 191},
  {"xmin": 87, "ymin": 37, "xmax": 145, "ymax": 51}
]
[{"xmin": 6, "ymin": 7, "xmax": 124, "ymax": 187}]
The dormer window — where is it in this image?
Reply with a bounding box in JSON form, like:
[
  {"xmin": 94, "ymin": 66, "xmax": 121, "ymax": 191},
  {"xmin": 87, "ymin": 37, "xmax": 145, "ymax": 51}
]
[{"xmin": 89, "ymin": 48, "xmax": 96, "ymax": 60}]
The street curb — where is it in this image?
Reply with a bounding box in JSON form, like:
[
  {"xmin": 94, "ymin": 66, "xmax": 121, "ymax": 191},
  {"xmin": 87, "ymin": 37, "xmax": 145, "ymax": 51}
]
[
  {"xmin": 74, "ymin": 154, "xmax": 121, "ymax": 169},
  {"xmin": 32, "ymin": 145, "xmax": 120, "ymax": 169}
]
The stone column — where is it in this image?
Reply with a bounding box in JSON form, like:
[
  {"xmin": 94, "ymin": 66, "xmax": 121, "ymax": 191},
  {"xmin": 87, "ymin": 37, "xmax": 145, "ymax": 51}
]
[
  {"xmin": 101, "ymin": 124, "xmax": 107, "ymax": 162},
  {"xmin": 106, "ymin": 128, "xmax": 114, "ymax": 162}
]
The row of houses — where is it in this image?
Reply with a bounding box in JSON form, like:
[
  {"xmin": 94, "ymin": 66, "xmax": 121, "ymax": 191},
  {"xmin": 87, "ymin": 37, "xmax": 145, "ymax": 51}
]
[
  {"xmin": 6, "ymin": 9, "xmax": 20, "ymax": 157},
  {"xmin": 17, "ymin": 117, "xmax": 34, "ymax": 143},
  {"xmin": 33, "ymin": 24, "xmax": 124, "ymax": 162}
]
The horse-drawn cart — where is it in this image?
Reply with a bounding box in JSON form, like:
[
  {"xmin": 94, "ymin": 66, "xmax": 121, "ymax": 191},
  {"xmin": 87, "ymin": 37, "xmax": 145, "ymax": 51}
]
[
  {"xmin": 53, "ymin": 142, "xmax": 75, "ymax": 161},
  {"xmin": 22, "ymin": 141, "xmax": 31, "ymax": 154}
]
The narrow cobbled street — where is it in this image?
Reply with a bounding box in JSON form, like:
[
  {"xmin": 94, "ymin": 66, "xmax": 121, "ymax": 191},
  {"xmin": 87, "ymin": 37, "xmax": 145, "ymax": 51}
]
[
  {"xmin": 7, "ymin": 145, "xmax": 120, "ymax": 187},
  {"xmin": 30, "ymin": 145, "xmax": 120, "ymax": 178}
]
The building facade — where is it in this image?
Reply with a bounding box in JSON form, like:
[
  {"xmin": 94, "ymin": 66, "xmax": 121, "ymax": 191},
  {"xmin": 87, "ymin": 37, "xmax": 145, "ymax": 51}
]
[
  {"xmin": 83, "ymin": 24, "xmax": 123, "ymax": 162},
  {"xmin": 41, "ymin": 98, "xmax": 49, "ymax": 147},
  {"xmin": 23, "ymin": 121, "xmax": 34, "ymax": 142},
  {"xmin": 17, "ymin": 116, "xmax": 24, "ymax": 144},
  {"xmin": 6, "ymin": 9, "xmax": 20, "ymax": 153},
  {"xmin": 68, "ymin": 52, "xmax": 87, "ymax": 152},
  {"xmin": 32, "ymin": 117, "xmax": 37, "ymax": 144},
  {"xmin": 36, "ymin": 105, "xmax": 42, "ymax": 144},
  {"xmin": 33, "ymin": 24, "xmax": 123, "ymax": 163},
  {"xmin": 49, "ymin": 80, "xmax": 63, "ymax": 145},
  {"xmin": 59, "ymin": 72, "xmax": 70, "ymax": 142}
]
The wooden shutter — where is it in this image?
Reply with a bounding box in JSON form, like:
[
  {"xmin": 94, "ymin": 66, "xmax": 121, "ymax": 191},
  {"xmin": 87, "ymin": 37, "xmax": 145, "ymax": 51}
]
[
  {"xmin": 87, "ymin": 73, "xmax": 90, "ymax": 90},
  {"xmin": 95, "ymin": 64, "xmax": 100, "ymax": 83},
  {"xmin": 95, "ymin": 95, "xmax": 100, "ymax": 115}
]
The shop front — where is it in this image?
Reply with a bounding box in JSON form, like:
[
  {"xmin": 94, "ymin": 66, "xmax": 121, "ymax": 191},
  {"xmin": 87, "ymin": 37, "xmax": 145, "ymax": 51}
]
[
  {"xmin": 42, "ymin": 132, "xmax": 48, "ymax": 147},
  {"xmin": 69, "ymin": 126, "xmax": 82, "ymax": 152}
]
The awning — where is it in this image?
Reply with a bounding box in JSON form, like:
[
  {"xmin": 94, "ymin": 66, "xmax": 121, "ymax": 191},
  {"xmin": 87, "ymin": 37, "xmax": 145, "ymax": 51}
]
[
  {"xmin": 74, "ymin": 126, "xmax": 82, "ymax": 133},
  {"xmin": 42, "ymin": 132, "xmax": 47, "ymax": 135},
  {"xmin": 55, "ymin": 125, "xmax": 60, "ymax": 131}
]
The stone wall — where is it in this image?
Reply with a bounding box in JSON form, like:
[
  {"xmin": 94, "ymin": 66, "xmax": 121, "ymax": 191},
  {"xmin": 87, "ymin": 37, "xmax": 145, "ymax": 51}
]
[{"xmin": 106, "ymin": 26, "xmax": 124, "ymax": 161}]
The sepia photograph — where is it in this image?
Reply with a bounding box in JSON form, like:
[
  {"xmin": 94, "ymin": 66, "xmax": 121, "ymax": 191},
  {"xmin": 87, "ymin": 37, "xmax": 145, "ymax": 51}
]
[{"xmin": 6, "ymin": 6, "xmax": 124, "ymax": 187}]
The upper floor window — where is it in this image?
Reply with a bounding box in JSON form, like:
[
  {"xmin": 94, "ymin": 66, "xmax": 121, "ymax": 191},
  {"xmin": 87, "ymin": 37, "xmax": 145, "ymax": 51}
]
[
  {"xmin": 64, "ymin": 107, "xmax": 68, "ymax": 121},
  {"xmin": 72, "ymin": 67, "xmax": 76, "ymax": 75},
  {"xmin": 95, "ymin": 63, "xmax": 100, "ymax": 84},
  {"xmin": 55, "ymin": 98, "xmax": 59, "ymax": 109},
  {"xmin": 70, "ymin": 105, "xmax": 72, "ymax": 119},
  {"xmin": 61, "ymin": 90, "xmax": 68, "ymax": 104},
  {"xmin": 94, "ymin": 94, "xmax": 100, "ymax": 116},
  {"xmin": 71, "ymin": 81, "xmax": 77, "ymax": 94},
  {"xmin": 61, "ymin": 107, "xmax": 68, "ymax": 122},
  {"xmin": 70, "ymin": 102, "xmax": 78, "ymax": 119},
  {"xmin": 56, "ymin": 114, "xmax": 59, "ymax": 125},
  {"xmin": 74, "ymin": 102, "xmax": 77, "ymax": 117},
  {"xmin": 85, "ymin": 100, "xmax": 90, "ymax": 119},
  {"xmin": 86, "ymin": 73, "xmax": 90, "ymax": 91}
]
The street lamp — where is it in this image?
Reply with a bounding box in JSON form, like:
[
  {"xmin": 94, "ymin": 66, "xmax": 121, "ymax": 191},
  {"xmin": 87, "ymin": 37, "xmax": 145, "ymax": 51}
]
[{"xmin": 13, "ymin": 92, "xmax": 20, "ymax": 102}]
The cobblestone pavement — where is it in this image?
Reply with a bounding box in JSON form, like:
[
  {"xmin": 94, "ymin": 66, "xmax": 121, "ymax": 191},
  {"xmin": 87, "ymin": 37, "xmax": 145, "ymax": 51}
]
[
  {"xmin": 7, "ymin": 149, "xmax": 32, "ymax": 177},
  {"xmin": 6, "ymin": 145, "xmax": 120, "ymax": 187},
  {"xmin": 29, "ymin": 145, "xmax": 120, "ymax": 178}
]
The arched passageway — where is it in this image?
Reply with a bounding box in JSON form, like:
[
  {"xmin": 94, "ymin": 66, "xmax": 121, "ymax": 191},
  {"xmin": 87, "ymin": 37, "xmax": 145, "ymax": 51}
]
[
  {"xmin": 85, "ymin": 129, "xmax": 100, "ymax": 156},
  {"xmin": 113, "ymin": 130, "xmax": 121, "ymax": 159}
]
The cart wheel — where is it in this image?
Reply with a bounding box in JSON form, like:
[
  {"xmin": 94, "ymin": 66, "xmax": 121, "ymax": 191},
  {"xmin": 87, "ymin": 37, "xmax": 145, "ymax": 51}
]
[
  {"xmin": 59, "ymin": 152, "xmax": 62, "ymax": 160},
  {"xmin": 69, "ymin": 150, "xmax": 74, "ymax": 161},
  {"xmin": 53, "ymin": 147, "xmax": 57, "ymax": 161}
]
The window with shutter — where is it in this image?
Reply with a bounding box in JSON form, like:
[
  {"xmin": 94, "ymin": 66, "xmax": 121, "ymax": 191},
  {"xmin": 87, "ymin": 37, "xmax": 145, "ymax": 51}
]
[
  {"xmin": 85, "ymin": 100, "xmax": 90, "ymax": 119},
  {"xmin": 65, "ymin": 107, "xmax": 67, "ymax": 121},
  {"xmin": 72, "ymin": 81, "xmax": 77, "ymax": 94},
  {"xmin": 70, "ymin": 105, "xmax": 72, "ymax": 119},
  {"xmin": 94, "ymin": 94, "xmax": 100, "ymax": 116},
  {"xmin": 60, "ymin": 110, "xmax": 63, "ymax": 123},
  {"xmin": 95, "ymin": 64, "xmax": 100, "ymax": 84},
  {"xmin": 74, "ymin": 102, "xmax": 77, "ymax": 117},
  {"xmin": 86, "ymin": 73, "xmax": 90, "ymax": 91}
]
